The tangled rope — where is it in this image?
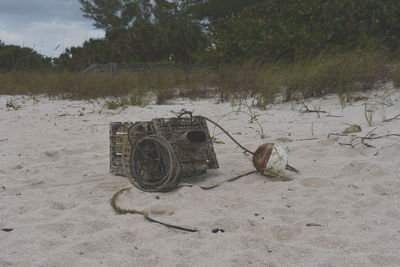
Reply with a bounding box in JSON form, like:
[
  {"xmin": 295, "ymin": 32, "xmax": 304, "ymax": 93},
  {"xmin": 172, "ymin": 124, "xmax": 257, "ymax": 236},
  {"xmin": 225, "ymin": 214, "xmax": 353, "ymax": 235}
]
[
  {"xmin": 129, "ymin": 135, "xmax": 181, "ymax": 192},
  {"xmin": 111, "ymin": 187, "xmax": 198, "ymax": 232}
]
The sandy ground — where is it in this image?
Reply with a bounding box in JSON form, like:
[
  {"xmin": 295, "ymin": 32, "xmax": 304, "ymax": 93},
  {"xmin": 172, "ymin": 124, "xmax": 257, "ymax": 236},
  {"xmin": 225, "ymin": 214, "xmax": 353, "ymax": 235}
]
[{"xmin": 1, "ymin": 86, "xmax": 400, "ymax": 267}]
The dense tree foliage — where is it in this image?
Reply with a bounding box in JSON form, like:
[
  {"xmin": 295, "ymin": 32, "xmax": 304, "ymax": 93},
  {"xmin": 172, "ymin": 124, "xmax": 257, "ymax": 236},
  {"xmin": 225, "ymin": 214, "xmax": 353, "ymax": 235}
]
[
  {"xmin": 185, "ymin": 0, "xmax": 264, "ymax": 23},
  {"xmin": 3, "ymin": 0, "xmax": 400, "ymax": 71},
  {"xmin": 209, "ymin": 0, "xmax": 400, "ymax": 62},
  {"xmin": 75, "ymin": 0, "xmax": 207, "ymax": 65},
  {"xmin": 54, "ymin": 38, "xmax": 112, "ymax": 71},
  {"xmin": 0, "ymin": 42, "xmax": 52, "ymax": 71},
  {"xmin": 70, "ymin": 0, "xmax": 400, "ymax": 67}
]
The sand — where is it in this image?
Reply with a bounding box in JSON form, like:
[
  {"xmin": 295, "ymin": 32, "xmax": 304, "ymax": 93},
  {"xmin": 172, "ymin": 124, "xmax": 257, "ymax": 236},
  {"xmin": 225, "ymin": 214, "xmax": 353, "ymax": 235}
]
[{"xmin": 1, "ymin": 86, "xmax": 400, "ymax": 266}]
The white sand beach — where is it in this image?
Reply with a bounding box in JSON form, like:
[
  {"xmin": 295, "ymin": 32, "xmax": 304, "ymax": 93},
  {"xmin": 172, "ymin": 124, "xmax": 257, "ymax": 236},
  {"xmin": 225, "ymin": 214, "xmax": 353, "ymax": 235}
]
[{"xmin": 1, "ymin": 86, "xmax": 400, "ymax": 266}]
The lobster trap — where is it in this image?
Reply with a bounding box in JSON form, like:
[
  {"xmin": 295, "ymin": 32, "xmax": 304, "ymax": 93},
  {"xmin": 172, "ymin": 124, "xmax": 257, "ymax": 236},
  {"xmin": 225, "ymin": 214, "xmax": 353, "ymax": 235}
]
[{"xmin": 110, "ymin": 115, "xmax": 219, "ymax": 191}]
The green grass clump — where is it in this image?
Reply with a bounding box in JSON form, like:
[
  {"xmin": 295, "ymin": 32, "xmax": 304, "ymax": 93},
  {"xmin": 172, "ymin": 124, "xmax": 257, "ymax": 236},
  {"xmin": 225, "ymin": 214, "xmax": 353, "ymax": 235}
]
[
  {"xmin": 274, "ymin": 48, "xmax": 391, "ymax": 103},
  {"xmin": 394, "ymin": 63, "xmax": 400, "ymax": 88},
  {"xmin": 209, "ymin": 47, "xmax": 394, "ymax": 108},
  {"xmin": 106, "ymin": 99, "xmax": 120, "ymax": 110}
]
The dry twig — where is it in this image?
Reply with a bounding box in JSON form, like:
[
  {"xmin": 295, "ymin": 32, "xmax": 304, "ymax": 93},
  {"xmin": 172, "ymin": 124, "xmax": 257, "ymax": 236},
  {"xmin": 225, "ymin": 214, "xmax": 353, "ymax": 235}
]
[
  {"xmin": 331, "ymin": 127, "xmax": 400, "ymax": 151},
  {"xmin": 300, "ymin": 104, "xmax": 327, "ymax": 114},
  {"xmin": 383, "ymin": 113, "xmax": 400, "ymax": 122}
]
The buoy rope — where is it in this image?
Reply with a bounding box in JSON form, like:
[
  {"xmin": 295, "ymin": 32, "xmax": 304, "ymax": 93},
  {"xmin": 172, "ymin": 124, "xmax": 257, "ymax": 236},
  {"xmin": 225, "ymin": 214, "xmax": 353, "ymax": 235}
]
[
  {"xmin": 198, "ymin": 115, "xmax": 254, "ymax": 155},
  {"xmin": 110, "ymin": 187, "xmax": 198, "ymax": 232}
]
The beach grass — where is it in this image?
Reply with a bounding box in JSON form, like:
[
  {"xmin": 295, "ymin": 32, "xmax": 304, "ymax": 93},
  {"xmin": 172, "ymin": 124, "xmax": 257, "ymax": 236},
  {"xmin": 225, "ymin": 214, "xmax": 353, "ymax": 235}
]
[{"xmin": 0, "ymin": 48, "xmax": 397, "ymax": 108}]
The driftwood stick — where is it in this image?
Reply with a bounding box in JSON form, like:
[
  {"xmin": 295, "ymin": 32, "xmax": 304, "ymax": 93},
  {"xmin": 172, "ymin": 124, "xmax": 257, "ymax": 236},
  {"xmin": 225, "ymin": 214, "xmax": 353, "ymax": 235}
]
[
  {"xmin": 299, "ymin": 104, "xmax": 327, "ymax": 114},
  {"xmin": 326, "ymin": 114, "xmax": 343, "ymax": 118},
  {"xmin": 363, "ymin": 127, "xmax": 378, "ymax": 138},
  {"xmin": 360, "ymin": 133, "xmax": 400, "ymax": 140},
  {"xmin": 328, "ymin": 132, "xmax": 357, "ymax": 138},
  {"xmin": 383, "ymin": 113, "xmax": 400, "ymax": 122},
  {"xmin": 331, "ymin": 125, "xmax": 400, "ymax": 152},
  {"xmin": 302, "ymin": 109, "xmax": 327, "ymax": 113},
  {"xmin": 338, "ymin": 142, "xmax": 356, "ymax": 147},
  {"xmin": 296, "ymin": 138, "xmax": 319, "ymax": 141}
]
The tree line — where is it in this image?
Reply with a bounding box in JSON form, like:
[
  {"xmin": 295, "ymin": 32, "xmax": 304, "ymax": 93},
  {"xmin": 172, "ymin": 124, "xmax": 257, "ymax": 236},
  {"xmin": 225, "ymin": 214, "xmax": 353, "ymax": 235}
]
[
  {"xmin": 1, "ymin": 0, "xmax": 399, "ymax": 71},
  {"xmin": 0, "ymin": 41, "xmax": 53, "ymax": 71}
]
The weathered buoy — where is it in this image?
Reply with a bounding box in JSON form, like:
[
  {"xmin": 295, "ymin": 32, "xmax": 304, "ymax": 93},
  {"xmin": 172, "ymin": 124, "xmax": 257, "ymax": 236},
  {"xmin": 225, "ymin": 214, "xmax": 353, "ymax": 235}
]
[{"xmin": 253, "ymin": 143, "xmax": 288, "ymax": 174}]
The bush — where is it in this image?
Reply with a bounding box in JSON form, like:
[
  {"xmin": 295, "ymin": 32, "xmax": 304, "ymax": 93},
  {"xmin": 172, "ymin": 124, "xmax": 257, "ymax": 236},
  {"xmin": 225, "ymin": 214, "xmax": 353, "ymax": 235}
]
[
  {"xmin": 210, "ymin": 0, "xmax": 400, "ymax": 63},
  {"xmin": 0, "ymin": 44, "xmax": 52, "ymax": 71}
]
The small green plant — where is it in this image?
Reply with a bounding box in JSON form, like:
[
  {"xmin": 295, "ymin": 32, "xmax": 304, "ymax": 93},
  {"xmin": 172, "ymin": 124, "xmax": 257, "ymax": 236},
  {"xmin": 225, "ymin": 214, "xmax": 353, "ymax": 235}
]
[
  {"xmin": 337, "ymin": 77, "xmax": 347, "ymax": 109},
  {"xmin": 229, "ymin": 92, "xmax": 266, "ymax": 139},
  {"xmin": 364, "ymin": 103, "xmax": 375, "ymax": 126},
  {"xmin": 210, "ymin": 91, "xmax": 266, "ymax": 141},
  {"xmin": 6, "ymin": 98, "xmax": 21, "ymax": 110},
  {"xmin": 211, "ymin": 136, "xmax": 225, "ymax": 144},
  {"xmin": 29, "ymin": 95, "xmax": 40, "ymax": 103},
  {"xmin": 394, "ymin": 64, "xmax": 400, "ymax": 88},
  {"xmin": 363, "ymin": 89, "xmax": 396, "ymax": 126},
  {"xmin": 129, "ymin": 94, "xmax": 146, "ymax": 106},
  {"xmin": 379, "ymin": 102, "xmax": 387, "ymax": 121},
  {"xmin": 106, "ymin": 99, "xmax": 121, "ymax": 110}
]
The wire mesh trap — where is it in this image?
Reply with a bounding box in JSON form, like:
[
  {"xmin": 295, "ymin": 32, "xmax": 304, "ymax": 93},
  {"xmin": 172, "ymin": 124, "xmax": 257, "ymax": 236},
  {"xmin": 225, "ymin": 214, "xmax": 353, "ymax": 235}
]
[
  {"xmin": 109, "ymin": 113, "xmax": 296, "ymax": 232},
  {"xmin": 110, "ymin": 115, "xmax": 219, "ymax": 191}
]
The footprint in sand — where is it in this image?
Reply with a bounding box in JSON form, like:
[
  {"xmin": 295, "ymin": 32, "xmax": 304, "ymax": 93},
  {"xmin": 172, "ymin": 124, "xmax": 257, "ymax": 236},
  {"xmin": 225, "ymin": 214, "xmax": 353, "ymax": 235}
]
[
  {"xmin": 307, "ymin": 147, "xmax": 328, "ymax": 158},
  {"xmin": 48, "ymin": 201, "xmax": 77, "ymax": 211},
  {"xmin": 43, "ymin": 150, "xmax": 60, "ymax": 160},
  {"xmin": 343, "ymin": 161, "xmax": 388, "ymax": 178},
  {"xmin": 44, "ymin": 150, "xmax": 58, "ymax": 157},
  {"xmin": 237, "ymin": 235, "xmax": 265, "ymax": 250},
  {"xmin": 10, "ymin": 164, "xmax": 23, "ymax": 170},
  {"xmin": 74, "ymin": 240, "xmax": 113, "ymax": 255},
  {"xmin": 372, "ymin": 182, "xmax": 400, "ymax": 196},
  {"xmin": 270, "ymin": 225, "xmax": 301, "ymax": 242},
  {"xmin": 384, "ymin": 209, "xmax": 400, "ymax": 220},
  {"xmin": 271, "ymin": 207, "xmax": 295, "ymax": 216},
  {"xmin": 305, "ymin": 206, "xmax": 330, "ymax": 218},
  {"xmin": 77, "ymin": 221, "xmax": 112, "ymax": 235},
  {"xmin": 368, "ymin": 254, "xmax": 400, "ymax": 266},
  {"xmin": 39, "ymin": 239, "xmax": 65, "ymax": 251},
  {"xmin": 309, "ymin": 235, "xmax": 349, "ymax": 249},
  {"xmin": 271, "ymin": 207, "xmax": 297, "ymax": 223},
  {"xmin": 300, "ymin": 177, "xmax": 330, "ymax": 188},
  {"xmin": 0, "ymin": 260, "xmax": 13, "ymax": 266},
  {"xmin": 37, "ymin": 222, "xmax": 75, "ymax": 235},
  {"xmin": 148, "ymin": 204, "xmax": 175, "ymax": 215},
  {"xmin": 119, "ymin": 230, "xmax": 139, "ymax": 243}
]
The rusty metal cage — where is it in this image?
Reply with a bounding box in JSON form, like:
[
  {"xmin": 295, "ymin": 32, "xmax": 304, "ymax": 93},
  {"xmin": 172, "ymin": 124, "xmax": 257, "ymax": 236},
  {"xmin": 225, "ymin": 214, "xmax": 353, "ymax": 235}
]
[{"xmin": 110, "ymin": 116, "xmax": 219, "ymax": 191}]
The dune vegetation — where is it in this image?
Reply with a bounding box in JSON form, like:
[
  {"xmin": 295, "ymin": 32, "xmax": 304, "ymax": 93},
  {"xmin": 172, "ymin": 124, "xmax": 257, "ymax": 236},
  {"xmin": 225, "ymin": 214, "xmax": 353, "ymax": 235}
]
[{"xmin": 1, "ymin": 0, "xmax": 399, "ymax": 107}]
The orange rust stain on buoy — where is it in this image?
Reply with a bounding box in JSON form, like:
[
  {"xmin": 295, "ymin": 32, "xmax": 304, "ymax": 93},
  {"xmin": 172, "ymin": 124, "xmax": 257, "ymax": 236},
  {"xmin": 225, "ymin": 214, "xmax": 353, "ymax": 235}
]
[
  {"xmin": 253, "ymin": 143, "xmax": 288, "ymax": 174},
  {"xmin": 253, "ymin": 143, "xmax": 275, "ymax": 173}
]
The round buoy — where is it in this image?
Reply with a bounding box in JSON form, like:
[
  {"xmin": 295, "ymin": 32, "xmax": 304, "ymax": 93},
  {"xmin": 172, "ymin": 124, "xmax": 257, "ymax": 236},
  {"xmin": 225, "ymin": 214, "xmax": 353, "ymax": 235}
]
[{"xmin": 253, "ymin": 143, "xmax": 288, "ymax": 174}]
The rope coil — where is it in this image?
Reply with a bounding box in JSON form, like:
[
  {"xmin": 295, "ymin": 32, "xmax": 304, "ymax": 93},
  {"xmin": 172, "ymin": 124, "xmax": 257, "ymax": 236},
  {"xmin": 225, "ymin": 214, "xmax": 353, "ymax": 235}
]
[{"xmin": 129, "ymin": 134, "xmax": 181, "ymax": 192}]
